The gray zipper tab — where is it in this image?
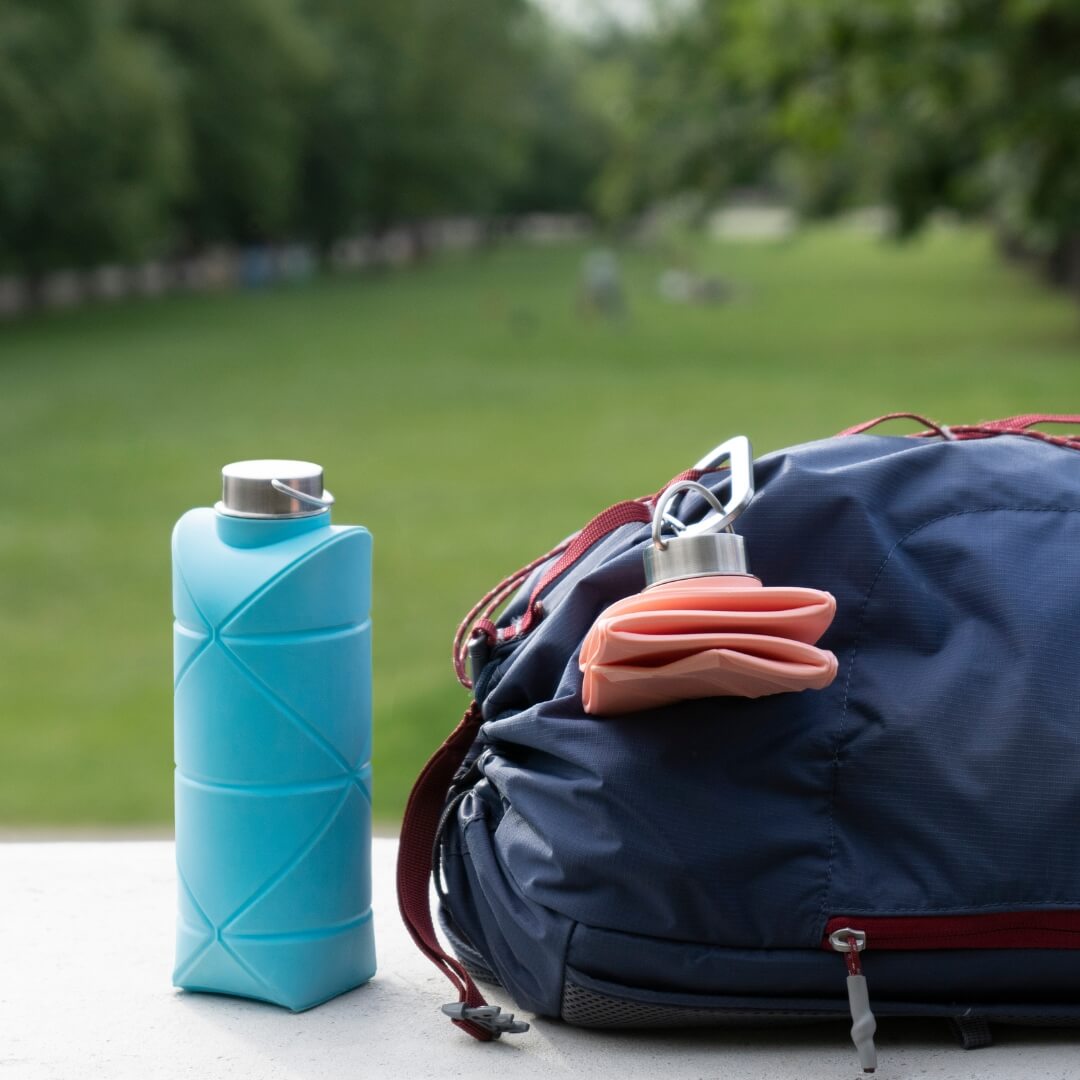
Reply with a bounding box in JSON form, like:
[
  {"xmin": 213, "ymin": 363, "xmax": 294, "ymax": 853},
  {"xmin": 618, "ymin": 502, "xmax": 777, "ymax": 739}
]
[{"xmin": 845, "ymin": 974, "xmax": 878, "ymax": 1073}]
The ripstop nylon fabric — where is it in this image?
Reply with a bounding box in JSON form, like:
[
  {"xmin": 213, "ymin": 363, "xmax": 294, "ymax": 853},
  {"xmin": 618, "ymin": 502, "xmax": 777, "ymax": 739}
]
[{"xmin": 422, "ymin": 428, "xmax": 1080, "ymax": 1026}]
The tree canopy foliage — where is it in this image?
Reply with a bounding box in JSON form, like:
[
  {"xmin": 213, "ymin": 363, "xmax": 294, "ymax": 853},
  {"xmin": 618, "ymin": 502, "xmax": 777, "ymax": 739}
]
[
  {"xmin": 0, "ymin": 0, "xmax": 607, "ymax": 273},
  {"xmin": 602, "ymin": 0, "xmax": 1080, "ymax": 284},
  {"xmin": 0, "ymin": 0, "xmax": 185, "ymax": 273},
  {"xmin": 5, "ymin": 0, "xmax": 1080, "ymax": 286}
]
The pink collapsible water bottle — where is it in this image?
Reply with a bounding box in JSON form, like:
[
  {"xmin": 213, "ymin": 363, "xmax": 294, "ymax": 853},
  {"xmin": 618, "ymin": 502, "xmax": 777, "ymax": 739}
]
[{"xmin": 580, "ymin": 436, "xmax": 838, "ymax": 716}]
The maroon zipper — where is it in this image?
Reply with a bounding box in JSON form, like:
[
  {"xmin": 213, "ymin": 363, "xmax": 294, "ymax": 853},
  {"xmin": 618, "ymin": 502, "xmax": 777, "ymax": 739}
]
[
  {"xmin": 823, "ymin": 911, "xmax": 1080, "ymax": 952},
  {"xmin": 822, "ymin": 911, "xmax": 1080, "ymax": 1073}
]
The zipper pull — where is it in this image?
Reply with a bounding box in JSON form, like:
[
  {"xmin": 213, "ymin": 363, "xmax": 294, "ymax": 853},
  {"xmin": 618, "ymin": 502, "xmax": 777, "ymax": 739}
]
[{"xmin": 829, "ymin": 927, "xmax": 877, "ymax": 1073}]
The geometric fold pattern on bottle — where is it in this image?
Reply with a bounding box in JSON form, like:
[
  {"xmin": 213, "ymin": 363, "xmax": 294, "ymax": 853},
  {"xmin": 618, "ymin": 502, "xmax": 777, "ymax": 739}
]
[
  {"xmin": 174, "ymin": 782, "xmax": 370, "ymax": 1008},
  {"xmin": 226, "ymin": 782, "xmax": 372, "ymax": 936},
  {"xmin": 224, "ymin": 534, "xmax": 371, "ymax": 635},
  {"xmin": 227, "ymin": 625, "xmax": 372, "ymax": 770},
  {"xmin": 173, "ymin": 549, "xmax": 370, "ymax": 785},
  {"xmin": 173, "ymin": 535, "xmax": 372, "ymax": 1009}
]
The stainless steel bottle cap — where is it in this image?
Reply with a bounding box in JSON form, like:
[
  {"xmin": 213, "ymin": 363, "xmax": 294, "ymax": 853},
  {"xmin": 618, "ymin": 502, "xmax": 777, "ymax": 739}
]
[
  {"xmin": 216, "ymin": 460, "xmax": 335, "ymax": 519},
  {"xmin": 644, "ymin": 438, "xmax": 755, "ymax": 588},
  {"xmin": 643, "ymin": 531, "xmax": 749, "ymax": 587}
]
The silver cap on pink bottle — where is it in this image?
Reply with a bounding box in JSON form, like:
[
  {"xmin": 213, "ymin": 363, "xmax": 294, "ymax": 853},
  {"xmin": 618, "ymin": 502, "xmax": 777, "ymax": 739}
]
[
  {"xmin": 216, "ymin": 459, "xmax": 335, "ymax": 519},
  {"xmin": 643, "ymin": 436, "xmax": 754, "ymax": 588}
]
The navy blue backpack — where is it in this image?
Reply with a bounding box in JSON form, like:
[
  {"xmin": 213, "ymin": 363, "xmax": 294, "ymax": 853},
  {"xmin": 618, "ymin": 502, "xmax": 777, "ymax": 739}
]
[{"xmin": 397, "ymin": 413, "xmax": 1080, "ymax": 1071}]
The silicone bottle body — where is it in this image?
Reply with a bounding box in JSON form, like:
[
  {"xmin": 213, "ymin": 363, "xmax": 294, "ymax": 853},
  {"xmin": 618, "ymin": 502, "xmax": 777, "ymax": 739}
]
[{"xmin": 172, "ymin": 506, "xmax": 375, "ymax": 1011}]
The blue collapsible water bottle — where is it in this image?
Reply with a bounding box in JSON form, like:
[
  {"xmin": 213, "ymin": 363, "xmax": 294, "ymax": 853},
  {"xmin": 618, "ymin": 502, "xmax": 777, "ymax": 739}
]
[{"xmin": 172, "ymin": 460, "xmax": 375, "ymax": 1010}]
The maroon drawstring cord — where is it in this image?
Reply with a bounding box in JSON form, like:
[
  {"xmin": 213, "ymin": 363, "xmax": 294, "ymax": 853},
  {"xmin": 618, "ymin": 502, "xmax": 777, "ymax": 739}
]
[{"xmin": 452, "ymin": 467, "xmax": 708, "ymax": 688}]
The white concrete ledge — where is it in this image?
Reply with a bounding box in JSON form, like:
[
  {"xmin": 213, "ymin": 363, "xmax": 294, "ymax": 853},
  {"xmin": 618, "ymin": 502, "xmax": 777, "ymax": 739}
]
[{"xmin": 1, "ymin": 839, "xmax": 1073, "ymax": 1079}]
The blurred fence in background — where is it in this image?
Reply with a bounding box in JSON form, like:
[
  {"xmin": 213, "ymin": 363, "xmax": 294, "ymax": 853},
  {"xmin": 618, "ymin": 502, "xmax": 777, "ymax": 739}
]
[{"xmin": 0, "ymin": 214, "xmax": 591, "ymax": 319}]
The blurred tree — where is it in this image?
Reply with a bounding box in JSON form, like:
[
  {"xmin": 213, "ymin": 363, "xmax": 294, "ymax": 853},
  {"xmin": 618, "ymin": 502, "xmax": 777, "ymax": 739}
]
[
  {"xmin": 757, "ymin": 0, "xmax": 1080, "ymax": 285},
  {"xmin": 0, "ymin": 1, "xmax": 623, "ymax": 274},
  {"xmin": 134, "ymin": 0, "xmax": 328, "ymax": 246},
  {"xmin": 589, "ymin": 10, "xmax": 782, "ymax": 224},
  {"xmin": 495, "ymin": 19, "xmax": 611, "ymax": 216},
  {"xmin": 0, "ymin": 0, "xmax": 185, "ymax": 274},
  {"xmin": 299, "ymin": 0, "xmax": 540, "ymax": 250},
  {"xmin": 617, "ymin": 0, "xmax": 1080, "ymax": 289},
  {"xmin": 727, "ymin": 1, "xmax": 1001, "ymax": 230}
]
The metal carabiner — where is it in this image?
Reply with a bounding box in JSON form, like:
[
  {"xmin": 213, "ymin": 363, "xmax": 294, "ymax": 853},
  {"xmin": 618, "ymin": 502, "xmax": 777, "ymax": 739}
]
[{"xmin": 659, "ymin": 434, "xmax": 754, "ymax": 540}]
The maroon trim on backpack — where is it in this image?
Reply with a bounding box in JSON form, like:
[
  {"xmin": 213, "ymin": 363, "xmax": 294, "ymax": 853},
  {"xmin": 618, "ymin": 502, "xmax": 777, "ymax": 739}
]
[
  {"xmin": 452, "ymin": 466, "xmax": 707, "ymax": 688},
  {"xmin": 822, "ymin": 911, "xmax": 1080, "ymax": 951},
  {"xmin": 456, "ymin": 412, "xmax": 1080, "ymax": 690},
  {"xmin": 396, "ymin": 703, "xmax": 496, "ymax": 1040},
  {"xmin": 839, "ymin": 412, "xmax": 1080, "ymax": 451}
]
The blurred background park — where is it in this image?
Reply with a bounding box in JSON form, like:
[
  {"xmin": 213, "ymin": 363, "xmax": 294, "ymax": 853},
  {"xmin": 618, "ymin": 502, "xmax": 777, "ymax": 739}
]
[{"xmin": 3, "ymin": 0, "xmax": 1080, "ymax": 830}]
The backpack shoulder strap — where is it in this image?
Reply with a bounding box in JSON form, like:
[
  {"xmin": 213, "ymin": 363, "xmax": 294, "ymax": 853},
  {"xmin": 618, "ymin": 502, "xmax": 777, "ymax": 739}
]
[{"xmin": 395, "ymin": 702, "xmax": 528, "ymax": 1040}]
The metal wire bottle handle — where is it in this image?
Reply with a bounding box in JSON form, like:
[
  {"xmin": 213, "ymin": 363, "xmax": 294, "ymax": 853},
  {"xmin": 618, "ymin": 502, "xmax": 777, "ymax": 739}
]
[
  {"xmin": 271, "ymin": 478, "xmax": 335, "ymax": 510},
  {"xmin": 651, "ymin": 481, "xmax": 730, "ymax": 549}
]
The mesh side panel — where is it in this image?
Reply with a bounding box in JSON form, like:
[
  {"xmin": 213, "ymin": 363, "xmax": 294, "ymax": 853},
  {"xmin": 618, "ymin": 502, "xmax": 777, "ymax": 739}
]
[
  {"xmin": 461, "ymin": 956, "xmax": 503, "ymax": 989},
  {"xmin": 950, "ymin": 1015, "xmax": 993, "ymax": 1049},
  {"xmin": 562, "ymin": 981, "xmax": 1080, "ymax": 1031},
  {"xmin": 438, "ymin": 903, "xmax": 503, "ymax": 987},
  {"xmin": 561, "ymin": 979, "xmax": 838, "ymax": 1029}
]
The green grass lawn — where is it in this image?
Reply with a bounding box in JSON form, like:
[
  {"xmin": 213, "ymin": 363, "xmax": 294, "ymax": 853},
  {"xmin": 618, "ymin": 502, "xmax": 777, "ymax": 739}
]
[{"xmin": 2, "ymin": 223, "xmax": 1079, "ymax": 827}]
